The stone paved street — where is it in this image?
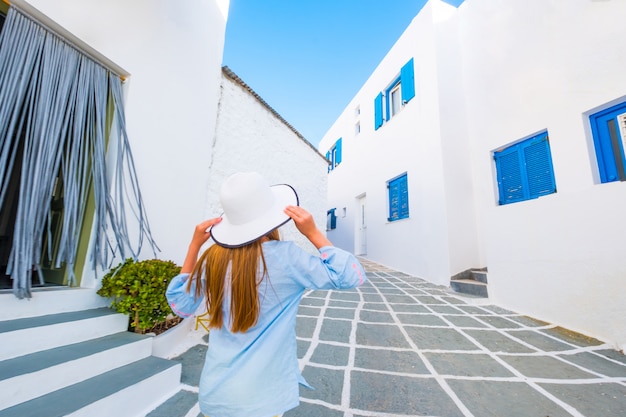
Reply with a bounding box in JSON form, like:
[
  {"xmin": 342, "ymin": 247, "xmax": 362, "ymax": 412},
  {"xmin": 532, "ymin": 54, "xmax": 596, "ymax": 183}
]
[{"xmin": 149, "ymin": 258, "xmax": 626, "ymax": 417}]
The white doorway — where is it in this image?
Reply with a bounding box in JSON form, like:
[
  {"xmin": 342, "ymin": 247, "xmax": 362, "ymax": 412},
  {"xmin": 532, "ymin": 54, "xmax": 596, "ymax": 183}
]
[{"xmin": 356, "ymin": 195, "xmax": 367, "ymax": 255}]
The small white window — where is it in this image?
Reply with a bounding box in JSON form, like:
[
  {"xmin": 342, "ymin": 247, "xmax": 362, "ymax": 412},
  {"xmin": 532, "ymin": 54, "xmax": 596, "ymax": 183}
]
[
  {"xmin": 390, "ymin": 83, "xmax": 402, "ymax": 117},
  {"xmin": 355, "ymin": 121, "xmax": 361, "ymax": 135},
  {"xmin": 619, "ymin": 112, "xmax": 626, "ymax": 152}
]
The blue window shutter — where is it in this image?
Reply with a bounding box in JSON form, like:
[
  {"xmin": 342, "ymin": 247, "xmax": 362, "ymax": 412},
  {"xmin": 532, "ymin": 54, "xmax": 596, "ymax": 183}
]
[
  {"xmin": 590, "ymin": 103, "xmax": 626, "ymax": 183},
  {"xmin": 335, "ymin": 138, "xmax": 342, "ymax": 165},
  {"xmin": 388, "ymin": 181, "xmax": 398, "ymax": 221},
  {"xmin": 495, "ymin": 132, "xmax": 556, "ymax": 205},
  {"xmin": 326, "ymin": 151, "xmax": 331, "ymax": 173},
  {"xmin": 495, "ymin": 147, "xmax": 524, "ymax": 205},
  {"xmin": 374, "ymin": 92, "xmax": 383, "ymax": 130},
  {"xmin": 400, "ymin": 58, "xmax": 415, "ymax": 103},
  {"xmin": 591, "ymin": 111, "xmax": 618, "ymax": 182},
  {"xmin": 523, "ymin": 133, "xmax": 556, "ymax": 198},
  {"xmin": 399, "ymin": 175, "xmax": 409, "ymax": 219},
  {"xmin": 388, "ymin": 174, "xmax": 409, "ymax": 221},
  {"xmin": 330, "ymin": 208, "xmax": 337, "ymax": 229}
]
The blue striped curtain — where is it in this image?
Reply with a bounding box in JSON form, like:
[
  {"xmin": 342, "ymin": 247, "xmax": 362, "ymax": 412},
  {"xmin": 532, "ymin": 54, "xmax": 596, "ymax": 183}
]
[{"xmin": 0, "ymin": 7, "xmax": 157, "ymax": 298}]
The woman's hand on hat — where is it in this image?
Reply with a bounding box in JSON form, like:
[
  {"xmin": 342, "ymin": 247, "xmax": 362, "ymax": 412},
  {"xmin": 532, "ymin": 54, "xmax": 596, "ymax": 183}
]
[
  {"xmin": 284, "ymin": 205, "xmax": 332, "ymax": 249},
  {"xmin": 285, "ymin": 205, "xmax": 314, "ymax": 234},
  {"xmin": 181, "ymin": 217, "xmax": 222, "ymax": 274},
  {"xmin": 190, "ymin": 217, "xmax": 222, "ymax": 249}
]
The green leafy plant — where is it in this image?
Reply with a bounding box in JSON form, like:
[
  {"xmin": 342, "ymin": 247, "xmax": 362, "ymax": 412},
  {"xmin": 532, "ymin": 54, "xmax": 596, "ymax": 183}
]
[{"xmin": 97, "ymin": 258, "xmax": 182, "ymax": 334}]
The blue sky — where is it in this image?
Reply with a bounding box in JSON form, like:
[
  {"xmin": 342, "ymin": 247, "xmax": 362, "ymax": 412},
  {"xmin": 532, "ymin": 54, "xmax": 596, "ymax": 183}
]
[{"xmin": 223, "ymin": 0, "xmax": 464, "ymax": 149}]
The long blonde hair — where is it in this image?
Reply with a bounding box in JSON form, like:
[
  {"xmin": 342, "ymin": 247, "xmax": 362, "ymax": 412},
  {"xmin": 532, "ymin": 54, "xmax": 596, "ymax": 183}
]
[{"xmin": 188, "ymin": 229, "xmax": 280, "ymax": 333}]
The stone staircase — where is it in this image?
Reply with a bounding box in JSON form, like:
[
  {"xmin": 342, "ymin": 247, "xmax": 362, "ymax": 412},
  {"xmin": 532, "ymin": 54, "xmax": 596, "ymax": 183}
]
[
  {"xmin": 0, "ymin": 289, "xmax": 182, "ymax": 417},
  {"xmin": 449, "ymin": 267, "xmax": 488, "ymax": 299}
]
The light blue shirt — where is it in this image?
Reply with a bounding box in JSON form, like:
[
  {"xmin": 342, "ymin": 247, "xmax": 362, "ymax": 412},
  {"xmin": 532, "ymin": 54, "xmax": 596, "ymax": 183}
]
[{"xmin": 166, "ymin": 240, "xmax": 366, "ymax": 417}]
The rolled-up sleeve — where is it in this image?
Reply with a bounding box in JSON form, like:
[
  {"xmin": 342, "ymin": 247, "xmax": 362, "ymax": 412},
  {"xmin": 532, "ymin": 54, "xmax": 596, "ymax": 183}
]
[
  {"xmin": 285, "ymin": 243, "xmax": 366, "ymax": 290},
  {"xmin": 318, "ymin": 246, "xmax": 366, "ymax": 288},
  {"xmin": 166, "ymin": 273, "xmax": 204, "ymax": 318}
]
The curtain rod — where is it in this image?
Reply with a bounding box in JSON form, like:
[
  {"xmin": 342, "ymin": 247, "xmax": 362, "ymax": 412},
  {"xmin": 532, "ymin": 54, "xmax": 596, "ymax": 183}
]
[{"xmin": 6, "ymin": 0, "xmax": 130, "ymax": 81}]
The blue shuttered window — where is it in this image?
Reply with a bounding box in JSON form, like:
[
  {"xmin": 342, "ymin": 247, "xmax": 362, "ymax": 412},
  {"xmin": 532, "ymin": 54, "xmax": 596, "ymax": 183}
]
[
  {"xmin": 388, "ymin": 173, "xmax": 409, "ymax": 221},
  {"xmin": 589, "ymin": 101, "xmax": 626, "ymax": 183},
  {"xmin": 373, "ymin": 57, "xmax": 415, "ymax": 130},
  {"xmin": 326, "ymin": 208, "xmax": 337, "ymax": 230},
  {"xmin": 327, "ymin": 138, "xmax": 342, "ymax": 173},
  {"xmin": 335, "ymin": 138, "xmax": 342, "ymax": 165},
  {"xmin": 494, "ymin": 132, "xmax": 556, "ymax": 205}
]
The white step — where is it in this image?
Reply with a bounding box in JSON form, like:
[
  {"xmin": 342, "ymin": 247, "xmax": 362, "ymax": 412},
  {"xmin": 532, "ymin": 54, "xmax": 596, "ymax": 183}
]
[
  {"xmin": 0, "ymin": 332, "xmax": 153, "ymax": 410},
  {"xmin": 450, "ymin": 278, "xmax": 489, "ymax": 298},
  {"xmin": 0, "ymin": 288, "xmax": 108, "ymax": 320},
  {"xmin": 0, "ymin": 308, "xmax": 129, "ymax": 360},
  {"xmin": 0, "ymin": 356, "xmax": 182, "ymax": 417}
]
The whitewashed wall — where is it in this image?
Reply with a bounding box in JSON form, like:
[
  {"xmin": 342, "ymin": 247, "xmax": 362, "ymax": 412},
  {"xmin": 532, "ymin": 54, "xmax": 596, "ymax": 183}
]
[
  {"xmin": 322, "ymin": 0, "xmax": 626, "ymax": 349},
  {"xmin": 459, "ymin": 0, "xmax": 626, "ymax": 350},
  {"xmin": 209, "ymin": 68, "xmax": 329, "ymax": 253},
  {"xmin": 14, "ymin": 0, "xmax": 230, "ymax": 285},
  {"xmin": 320, "ymin": 1, "xmax": 480, "ymax": 286},
  {"xmin": 434, "ymin": 4, "xmax": 484, "ymax": 276}
]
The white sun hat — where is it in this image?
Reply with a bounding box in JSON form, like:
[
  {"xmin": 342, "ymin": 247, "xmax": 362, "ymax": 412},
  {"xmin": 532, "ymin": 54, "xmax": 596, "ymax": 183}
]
[{"xmin": 210, "ymin": 172, "xmax": 299, "ymax": 248}]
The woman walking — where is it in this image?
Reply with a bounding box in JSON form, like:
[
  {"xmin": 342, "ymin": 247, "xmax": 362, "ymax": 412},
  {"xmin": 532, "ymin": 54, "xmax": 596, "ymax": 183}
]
[{"xmin": 166, "ymin": 171, "xmax": 366, "ymax": 417}]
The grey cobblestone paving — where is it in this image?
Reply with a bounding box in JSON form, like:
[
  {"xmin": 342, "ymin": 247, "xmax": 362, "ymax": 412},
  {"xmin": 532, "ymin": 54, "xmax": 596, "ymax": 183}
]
[{"xmin": 152, "ymin": 258, "xmax": 626, "ymax": 417}]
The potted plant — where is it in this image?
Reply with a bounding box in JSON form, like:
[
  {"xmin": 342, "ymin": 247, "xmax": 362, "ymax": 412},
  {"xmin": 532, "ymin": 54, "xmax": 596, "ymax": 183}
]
[{"xmin": 97, "ymin": 258, "xmax": 182, "ymax": 334}]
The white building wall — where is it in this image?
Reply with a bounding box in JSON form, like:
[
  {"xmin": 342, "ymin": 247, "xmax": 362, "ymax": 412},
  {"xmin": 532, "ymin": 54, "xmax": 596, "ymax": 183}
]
[
  {"xmin": 321, "ymin": 1, "xmax": 482, "ymax": 286},
  {"xmin": 209, "ymin": 69, "xmax": 329, "ymax": 253},
  {"xmin": 323, "ymin": 0, "xmax": 626, "ymax": 349},
  {"xmin": 15, "ymin": 0, "xmax": 229, "ymax": 284},
  {"xmin": 459, "ymin": 0, "xmax": 626, "ymax": 350},
  {"xmin": 434, "ymin": 4, "xmax": 484, "ymax": 276}
]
